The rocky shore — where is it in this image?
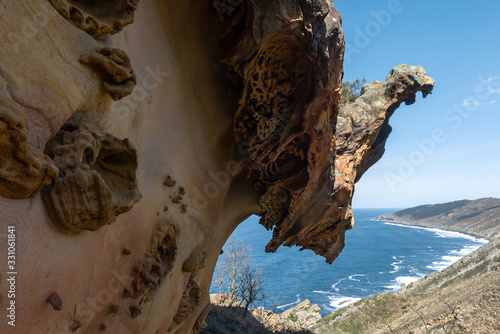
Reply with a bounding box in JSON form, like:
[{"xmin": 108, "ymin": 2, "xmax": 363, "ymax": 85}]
[{"xmin": 202, "ymin": 296, "xmax": 322, "ymax": 333}]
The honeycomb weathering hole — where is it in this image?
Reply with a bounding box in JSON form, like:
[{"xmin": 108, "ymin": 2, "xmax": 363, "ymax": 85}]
[{"xmin": 234, "ymin": 33, "xmax": 314, "ymax": 156}]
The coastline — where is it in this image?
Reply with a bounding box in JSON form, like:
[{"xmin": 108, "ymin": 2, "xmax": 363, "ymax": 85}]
[
  {"xmin": 221, "ymin": 211, "xmax": 494, "ymax": 320},
  {"xmin": 374, "ymin": 198, "xmax": 500, "ymax": 241},
  {"xmin": 372, "ymin": 216, "xmax": 490, "ymax": 284},
  {"xmin": 374, "ymin": 216, "xmax": 492, "ymax": 242}
]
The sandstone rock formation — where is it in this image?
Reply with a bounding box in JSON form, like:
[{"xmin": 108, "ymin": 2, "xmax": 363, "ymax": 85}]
[
  {"xmin": 79, "ymin": 47, "xmax": 137, "ymax": 101},
  {"xmin": 0, "ymin": 95, "xmax": 59, "ymax": 199},
  {"xmin": 282, "ymin": 299, "xmax": 322, "ymax": 328},
  {"xmin": 42, "ymin": 116, "xmax": 141, "ymax": 233},
  {"xmin": 0, "ymin": 1, "xmax": 432, "ymax": 333},
  {"xmin": 328, "ymin": 64, "xmax": 434, "ymax": 261}
]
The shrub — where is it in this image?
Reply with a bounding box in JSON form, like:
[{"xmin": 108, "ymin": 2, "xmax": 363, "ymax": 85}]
[
  {"xmin": 340, "ymin": 78, "xmax": 367, "ymax": 107},
  {"xmin": 288, "ymin": 311, "xmax": 299, "ymax": 323}
]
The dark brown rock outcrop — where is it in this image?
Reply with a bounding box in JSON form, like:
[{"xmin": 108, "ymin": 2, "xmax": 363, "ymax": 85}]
[
  {"xmin": 170, "ymin": 278, "xmax": 202, "ymax": 331},
  {"xmin": 126, "ymin": 221, "xmax": 178, "ymax": 302},
  {"xmin": 325, "ymin": 64, "xmax": 435, "ymax": 261},
  {"xmin": 227, "ymin": 0, "xmax": 346, "ymax": 263},
  {"xmin": 229, "ymin": 20, "xmax": 434, "ymax": 263}
]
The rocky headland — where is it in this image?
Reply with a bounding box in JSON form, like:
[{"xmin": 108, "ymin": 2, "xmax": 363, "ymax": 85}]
[{"xmin": 377, "ymin": 198, "xmax": 500, "ymax": 240}]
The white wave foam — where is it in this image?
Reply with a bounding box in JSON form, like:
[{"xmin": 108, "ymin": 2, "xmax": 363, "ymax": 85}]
[
  {"xmin": 331, "ymin": 274, "xmax": 366, "ymax": 292},
  {"xmin": 384, "ymin": 284, "xmax": 400, "ymax": 290},
  {"xmin": 384, "ymin": 276, "xmax": 420, "ymax": 290},
  {"xmin": 451, "ymin": 245, "xmax": 482, "ymax": 256},
  {"xmin": 383, "ymin": 222, "xmax": 488, "ymax": 244},
  {"xmin": 348, "ymin": 274, "xmax": 365, "ymax": 281},
  {"xmin": 428, "ymin": 228, "xmax": 477, "ymax": 241},
  {"xmin": 442, "ymin": 255, "xmax": 462, "ymax": 262},
  {"xmin": 426, "ymin": 243, "xmax": 483, "ymax": 271},
  {"xmin": 409, "ymin": 266, "xmax": 421, "ymax": 276},
  {"xmin": 276, "ymin": 294, "xmax": 301, "ymax": 309},
  {"xmin": 389, "ymin": 257, "xmax": 403, "ymax": 274},
  {"xmin": 329, "ymin": 296, "xmax": 361, "ymax": 309},
  {"xmin": 331, "ymin": 277, "xmax": 347, "ymax": 292}
]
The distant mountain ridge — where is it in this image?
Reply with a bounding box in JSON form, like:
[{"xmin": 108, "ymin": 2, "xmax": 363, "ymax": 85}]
[{"xmin": 377, "ymin": 198, "xmax": 500, "ymax": 239}]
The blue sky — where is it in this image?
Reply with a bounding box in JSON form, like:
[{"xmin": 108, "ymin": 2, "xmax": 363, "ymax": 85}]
[{"xmin": 334, "ymin": 0, "xmax": 500, "ymax": 208}]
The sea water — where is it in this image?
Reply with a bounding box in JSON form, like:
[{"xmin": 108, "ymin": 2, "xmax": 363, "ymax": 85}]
[{"xmin": 210, "ymin": 209, "xmax": 488, "ymax": 315}]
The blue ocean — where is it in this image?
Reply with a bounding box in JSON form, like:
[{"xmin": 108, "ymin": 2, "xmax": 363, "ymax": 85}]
[{"xmin": 210, "ymin": 209, "xmax": 488, "ymax": 315}]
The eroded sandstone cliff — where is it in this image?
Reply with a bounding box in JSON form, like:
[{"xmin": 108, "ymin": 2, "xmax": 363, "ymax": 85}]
[{"xmin": 0, "ymin": 1, "xmax": 432, "ymax": 333}]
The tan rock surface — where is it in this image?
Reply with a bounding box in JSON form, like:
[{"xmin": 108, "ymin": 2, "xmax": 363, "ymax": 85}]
[
  {"xmin": 282, "ymin": 299, "xmax": 322, "ymax": 328},
  {"xmin": 0, "ymin": 1, "xmax": 432, "ymax": 333}
]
